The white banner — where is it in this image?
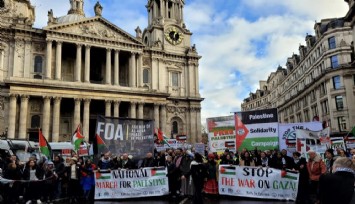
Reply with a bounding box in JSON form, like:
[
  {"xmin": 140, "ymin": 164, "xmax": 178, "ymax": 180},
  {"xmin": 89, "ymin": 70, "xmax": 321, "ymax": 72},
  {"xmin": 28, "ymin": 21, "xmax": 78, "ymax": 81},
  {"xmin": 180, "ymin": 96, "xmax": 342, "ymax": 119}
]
[
  {"xmin": 296, "ymin": 127, "xmax": 330, "ymax": 156},
  {"xmin": 279, "ymin": 122, "xmax": 322, "ymax": 156},
  {"xmin": 207, "ymin": 116, "xmax": 236, "ymax": 153},
  {"xmin": 94, "ymin": 167, "xmax": 169, "ymax": 200},
  {"xmin": 155, "ymin": 139, "xmax": 178, "ymax": 152},
  {"xmin": 218, "ymin": 165, "xmax": 299, "ymax": 201}
]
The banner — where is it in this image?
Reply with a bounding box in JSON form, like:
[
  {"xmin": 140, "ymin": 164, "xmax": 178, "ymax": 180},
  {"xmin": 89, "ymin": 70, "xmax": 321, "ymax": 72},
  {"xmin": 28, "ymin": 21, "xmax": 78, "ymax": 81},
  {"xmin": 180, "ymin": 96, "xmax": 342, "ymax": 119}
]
[
  {"xmin": 235, "ymin": 109, "xmax": 278, "ymax": 151},
  {"xmin": 279, "ymin": 122, "xmax": 322, "ymax": 156},
  {"xmin": 96, "ymin": 116, "xmax": 155, "ymax": 159},
  {"xmin": 345, "ymin": 136, "xmax": 355, "ymax": 149},
  {"xmin": 328, "ymin": 137, "xmax": 346, "ymax": 155},
  {"xmin": 218, "ymin": 165, "xmax": 299, "ymax": 201},
  {"xmin": 194, "ymin": 143, "xmax": 205, "ymax": 155},
  {"xmin": 155, "ymin": 139, "xmax": 177, "ymax": 152},
  {"xmin": 207, "ymin": 116, "xmax": 236, "ymax": 153},
  {"xmin": 94, "ymin": 167, "xmax": 169, "ymax": 199},
  {"xmin": 295, "ymin": 127, "xmax": 330, "ymax": 156}
]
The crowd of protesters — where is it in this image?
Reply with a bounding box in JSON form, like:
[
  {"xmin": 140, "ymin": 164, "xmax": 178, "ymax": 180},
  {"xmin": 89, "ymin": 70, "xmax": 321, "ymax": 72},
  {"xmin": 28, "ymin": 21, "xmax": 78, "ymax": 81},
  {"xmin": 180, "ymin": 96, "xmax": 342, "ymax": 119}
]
[{"xmin": 0, "ymin": 147, "xmax": 354, "ymax": 204}]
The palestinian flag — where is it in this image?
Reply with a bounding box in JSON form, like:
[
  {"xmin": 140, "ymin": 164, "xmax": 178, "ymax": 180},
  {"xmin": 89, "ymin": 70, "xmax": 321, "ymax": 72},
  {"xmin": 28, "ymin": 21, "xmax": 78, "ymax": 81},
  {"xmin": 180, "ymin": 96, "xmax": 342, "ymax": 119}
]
[
  {"xmin": 72, "ymin": 125, "xmax": 85, "ymax": 151},
  {"xmin": 219, "ymin": 166, "xmax": 236, "ymax": 175},
  {"xmin": 151, "ymin": 167, "xmax": 166, "ymax": 176},
  {"xmin": 95, "ymin": 172, "xmax": 111, "ymax": 180},
  {"xmin": 283, "ymin": 171, "xmax": 298, "ymax": 180},
  {"xmin": 39, "ymin": 129, "xmax": 51, "ymax": 158},
  {"xmin": 96, "ymin": 134, "xmax": 106, "ymax": 149},
  {"xmin": 225, "ymin": 141, "xmax": 235, "ymax": 148}
]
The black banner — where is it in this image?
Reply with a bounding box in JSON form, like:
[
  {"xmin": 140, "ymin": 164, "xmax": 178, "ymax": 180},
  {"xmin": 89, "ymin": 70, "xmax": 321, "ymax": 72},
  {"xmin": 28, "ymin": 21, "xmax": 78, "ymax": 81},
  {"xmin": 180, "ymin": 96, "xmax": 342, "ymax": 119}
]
[
  {"xmin": 236, "ymin": 108, "xmax": 278, "ymax": 124},
  {"xmin": 95, "ymin": 116, "xmax": 155, "ymax": 160}
]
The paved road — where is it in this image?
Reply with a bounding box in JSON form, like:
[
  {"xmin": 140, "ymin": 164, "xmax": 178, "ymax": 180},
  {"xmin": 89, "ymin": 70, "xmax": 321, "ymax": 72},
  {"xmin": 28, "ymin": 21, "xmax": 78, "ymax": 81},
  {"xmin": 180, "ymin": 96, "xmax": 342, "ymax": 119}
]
[{"xmin": 94, "ymin": 195, "xmax": 296, "ymax": 204}]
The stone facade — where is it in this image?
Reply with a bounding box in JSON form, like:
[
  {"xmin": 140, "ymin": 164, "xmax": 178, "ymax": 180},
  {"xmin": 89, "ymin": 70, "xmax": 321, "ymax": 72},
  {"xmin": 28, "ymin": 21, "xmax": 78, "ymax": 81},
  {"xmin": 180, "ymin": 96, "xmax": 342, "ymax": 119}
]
[
  {"xmin": 0, "ymin": 0, "xmax": 203, "ymax": 143},
  {"xmin": 242, "ymin": 11, "xmax": 355, "ymax": 135}
]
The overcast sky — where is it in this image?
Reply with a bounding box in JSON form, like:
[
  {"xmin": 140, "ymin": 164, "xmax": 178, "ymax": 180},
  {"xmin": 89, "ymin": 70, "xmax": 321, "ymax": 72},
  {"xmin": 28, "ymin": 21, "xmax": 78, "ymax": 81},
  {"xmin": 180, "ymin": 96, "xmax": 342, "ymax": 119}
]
[{"xmin": 30, "ymin": 0, "xmax": 349, "ymax": 125}]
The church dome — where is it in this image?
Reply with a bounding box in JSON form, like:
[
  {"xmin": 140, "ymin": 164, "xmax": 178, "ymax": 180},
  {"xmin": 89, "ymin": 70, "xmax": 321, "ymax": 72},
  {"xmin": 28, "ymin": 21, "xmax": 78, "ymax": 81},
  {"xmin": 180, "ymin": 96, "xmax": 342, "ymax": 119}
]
[{"xmin": 57, "ymin": 14, "xmax": 86, "ymax": 24}]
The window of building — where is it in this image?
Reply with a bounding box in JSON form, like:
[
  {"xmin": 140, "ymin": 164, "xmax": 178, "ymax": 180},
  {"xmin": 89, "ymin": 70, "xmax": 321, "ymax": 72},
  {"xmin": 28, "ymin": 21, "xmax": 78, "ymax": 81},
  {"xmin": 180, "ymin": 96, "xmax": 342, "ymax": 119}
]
[
  {"xmin": 31, "ymin": 115, "xmax": 41, "ymax": 128},
  {"xmin": 335, "ymin": 96, "xmax": 344, "ymax": 110},
  {"xmin": 328, "ymin": 37, "xmax": 336, "ymax": 49},
  {"xmin": 304, "ymin": 110, "xmax": 310, "ymax": 122},
  {"xmin": 337, "ymin": 116, "xmax": 347, "ymax": 132},
  {"xmin": 311, "ymin": 105, "xmax": 318, "ymax": 117},
  {"xmin": 331, "ymin": 55, "xmax": 339, "ymax": 68},
  {"xmin": 172, "ymin": 121, "xmax": 178, "ymax": 134},
  {"xmin": 296, "ymin": 113, "xmax": 302, "ymax": 122},
  {"xmin": 320, "ymin": 82, "xmax": 327, "ymax": 95},
  {"xmin": 321, "ymin": 100, "xmax": 329, "ymax": 114},
  {"xmin": 0, "ymin": 0, "xmax": 4, "ymax": 8},
  {"xmin": 143, "ymin": 69, "xmax": 149, "ymax": 84},
  {"xmin": 353, "ymin": 74, "xmax": 355, "ymax": 85},
  {"xmin": 34, "ymin": 56, "xmax": 43, "ymax": 72},
  {"xmin": 332, "ymin": 75, "xmax": 341, "ymax": 89},
  {"xmin": 290, "ymin": 116, "xmax": 295, "ymax": 123},
  {"xmin": 171, "ymin": 72, "xmax": 179, "ymax": 87}
]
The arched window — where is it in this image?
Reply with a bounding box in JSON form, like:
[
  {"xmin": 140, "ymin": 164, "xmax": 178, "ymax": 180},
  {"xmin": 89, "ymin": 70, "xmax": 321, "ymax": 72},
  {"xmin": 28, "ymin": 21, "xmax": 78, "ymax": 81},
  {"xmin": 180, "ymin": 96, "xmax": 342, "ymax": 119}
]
[
  {"xmin": 0, "ymin": 0, "xmax": 4, "ymax": 8},
  {"xmin": 34, "ymin": 56, "xmax": 43, "ymax": 73},
  {"xmin": 31, "ymin": 115, "xmax": 41, "ymax": 128},
  {"xmin": 172, "ymin": 121, "xmax": 178, "ymax": 134},
  {"xmin": 143, "ymin": 69, "xmax": 149, "ymax": 84}
]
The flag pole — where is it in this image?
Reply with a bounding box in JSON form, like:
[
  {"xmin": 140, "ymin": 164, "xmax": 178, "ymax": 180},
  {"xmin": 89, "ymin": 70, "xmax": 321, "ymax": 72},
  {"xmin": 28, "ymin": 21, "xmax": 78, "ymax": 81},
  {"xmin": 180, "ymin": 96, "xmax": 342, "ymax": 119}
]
[{"xmin": 345, "ymin": 126, "xmax": 355, "ymax": 138}]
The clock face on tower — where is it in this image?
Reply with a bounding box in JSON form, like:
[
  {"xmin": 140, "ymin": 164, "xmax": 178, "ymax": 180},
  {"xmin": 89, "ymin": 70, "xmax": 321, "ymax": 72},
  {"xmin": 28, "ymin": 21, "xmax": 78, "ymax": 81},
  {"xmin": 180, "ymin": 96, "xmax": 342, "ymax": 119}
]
[{"xmin": 165, "ymin": 27, "xmax": 184, "ymax": 45}]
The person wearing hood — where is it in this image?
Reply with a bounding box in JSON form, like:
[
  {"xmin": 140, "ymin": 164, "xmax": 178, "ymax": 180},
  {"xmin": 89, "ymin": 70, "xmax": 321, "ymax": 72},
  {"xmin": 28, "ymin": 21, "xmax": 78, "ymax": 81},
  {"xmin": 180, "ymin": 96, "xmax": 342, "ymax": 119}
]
[
  {"xmin": 43, "ymin": 161, "xmax": 57, "ymax": 203},
  {"xmin": 97, "ymin": 152, "xmax": 114, "ymax": 170},
  {"xmin": 307, "ymin": 150, "xmax": 326, "ymax": 204},
  {"xmin": 53, "ymin": 155, "xmax": 65, "ymax": 199},
  {"xmin": 319, "ymin": 157, "xmax": 355, "ymax": 204}
]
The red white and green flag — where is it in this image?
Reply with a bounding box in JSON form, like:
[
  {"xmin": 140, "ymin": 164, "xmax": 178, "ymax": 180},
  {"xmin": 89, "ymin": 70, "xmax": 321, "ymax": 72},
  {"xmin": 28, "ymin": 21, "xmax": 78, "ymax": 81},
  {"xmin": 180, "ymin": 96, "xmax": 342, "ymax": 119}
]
[
  {"xmin": 151, "ymin": 167, "xmax": 166, "ymax": 176},
  {"xmin": 220, "ymin": 166, "xmax": 236, "ymax": 175},
  {"xmin": 96, "ymin": 134, "xmax": 106, "ymax": 149},
  {"xmin": 72, "ymin": 125, "xmax": 85, "ymax": 151},
  {"xmin": 39, "ymin": 129, "xmax": 51, "ymax": 158}
]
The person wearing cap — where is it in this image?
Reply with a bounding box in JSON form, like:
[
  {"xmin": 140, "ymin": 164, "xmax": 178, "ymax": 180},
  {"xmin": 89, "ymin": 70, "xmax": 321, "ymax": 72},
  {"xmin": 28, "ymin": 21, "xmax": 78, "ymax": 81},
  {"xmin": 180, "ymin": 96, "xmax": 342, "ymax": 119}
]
[
  {"xmin": 65, "ymin": 157, "xmax": 82, "ymax": 203},
  {"xmin": 319, "ymin": 157, "xmax": 355, "ymax": 204},
  {"xmin": 307, "ymin": 150, "xmax": 326, "ymax": 204}
]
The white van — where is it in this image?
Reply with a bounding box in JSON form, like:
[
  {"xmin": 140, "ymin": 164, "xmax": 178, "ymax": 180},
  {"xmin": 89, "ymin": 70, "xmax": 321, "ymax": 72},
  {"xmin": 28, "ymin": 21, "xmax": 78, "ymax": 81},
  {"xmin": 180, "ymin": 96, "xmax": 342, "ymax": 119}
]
[{"xmin": 49, "ymin": 142, "xmax": 75, "ymax": 159}]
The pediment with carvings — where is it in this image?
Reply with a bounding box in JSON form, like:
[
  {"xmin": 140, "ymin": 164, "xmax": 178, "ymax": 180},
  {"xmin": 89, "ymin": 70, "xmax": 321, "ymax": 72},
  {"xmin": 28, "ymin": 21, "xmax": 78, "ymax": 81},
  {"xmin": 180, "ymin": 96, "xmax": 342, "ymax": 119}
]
[{"xmin": 45, "ymin": 17, "xmax": 142, "ymax": 45}]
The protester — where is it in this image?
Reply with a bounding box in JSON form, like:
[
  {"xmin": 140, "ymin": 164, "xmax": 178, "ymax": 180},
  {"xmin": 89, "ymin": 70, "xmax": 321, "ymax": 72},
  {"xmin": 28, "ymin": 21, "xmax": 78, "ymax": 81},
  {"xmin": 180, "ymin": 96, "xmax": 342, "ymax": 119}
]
[
  {"xmin": 141, "ymin": 152, "xmax": 156, "ymax": 168},
  {"xmin": 220, "ymin": 154, "xmax": 235, "ymax": 165},
  {"xmin": 239, "ymin": 151, "xmax": 255, "ymax": 166},
  {"xmin": 319, "ymin": 157, "xmax": 355, "ymax": 204},
  {"xmin": 118, "ymin": 153, "xmax": 135, "ymax": 169},
  {"xmin": 4, "ymin": 161, "xmax": 23, "ymax": 203},
  {"xmin": 180, "ymin": 149, "xmax": 193, "ymax": 197},
  {"xmin": 97, "ymin": 153, "xmax": 114, "ymax": 170},
  {"xmin": 23, "ymin": 159, "xmax": 44, "ymax": 204},
  {"xmin": 80, "ymin": 159, "xmax": 96, "ymax": 201},
  {"xmin": 307, "ymin": 150, "xmax": 326, "ymax": 204},
  {"xmin": 66, "ymin": 157, "xmax": 82, "ymax": 203},
  {"xmin": 281, "ymin": 149, "xmax": 294, "ymax": 169},
  {"xmin": 53, "ymin": 155, "xmax": 65, "ymax": 199},
  {"xmin": 324, "ymin": 149, "xmax": 335, "ymax": 174},
  {"xmin": 189, "ymin": 153, "xmax": 207, "ymax": 204},
  {"xmin": 292, "ymin": 151, "xmax": 309, "ymax": 203},
  {"xmin": 42, "ymin": 161, "xmax": 57, "ymax": 203},
  {"xmin": 204, "ymin": 153, "xmax": 218, "ymax": 195},
  {"xmin": 173, "ymin": 148, "xmax": 183, "ymax": 196},
  {"xmin": 165, "ymin": 155, "xmax": 178, "ymax": 198}
]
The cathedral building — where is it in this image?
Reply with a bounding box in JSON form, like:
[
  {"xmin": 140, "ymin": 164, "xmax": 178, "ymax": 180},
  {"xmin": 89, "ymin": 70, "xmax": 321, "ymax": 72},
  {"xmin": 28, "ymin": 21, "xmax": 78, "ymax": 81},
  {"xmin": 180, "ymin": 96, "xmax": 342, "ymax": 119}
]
[{"xmin": 0, "ymin": 0, "xmax": 203, "ymax": 143}]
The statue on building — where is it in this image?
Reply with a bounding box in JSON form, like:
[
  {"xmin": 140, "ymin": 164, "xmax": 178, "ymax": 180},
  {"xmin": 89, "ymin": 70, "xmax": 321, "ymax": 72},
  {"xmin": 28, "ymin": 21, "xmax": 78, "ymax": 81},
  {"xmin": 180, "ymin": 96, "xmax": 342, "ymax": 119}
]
[
  {"xmin": 48, "ymin": 9, "xmax": 55, "ymax": 25},
  {"xmin": 135, "ymin": 26, "xmax": 142, "ymax": 39},
  {"xmin": 94, "ymin": 1, "xmax": 103, "ymax": 16}
]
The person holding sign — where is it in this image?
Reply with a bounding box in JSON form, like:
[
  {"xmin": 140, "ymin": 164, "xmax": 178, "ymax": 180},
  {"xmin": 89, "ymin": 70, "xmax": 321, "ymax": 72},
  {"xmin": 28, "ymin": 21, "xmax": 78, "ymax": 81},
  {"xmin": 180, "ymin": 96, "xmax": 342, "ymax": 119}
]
[{"xmin": 319, "ymin": 157, "xmax": 355, "ymax": 204}]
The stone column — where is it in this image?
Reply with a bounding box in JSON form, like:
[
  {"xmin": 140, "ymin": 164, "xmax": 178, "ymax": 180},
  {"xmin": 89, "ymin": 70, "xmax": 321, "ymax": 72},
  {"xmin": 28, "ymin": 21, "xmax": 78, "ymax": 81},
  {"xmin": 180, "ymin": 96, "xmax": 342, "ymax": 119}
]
[
  {"xmin": 73, "ymin": 98, "xmax": 81, "ymax": 132},
  {"xmin": 55, "ymin": 41, "xmax": 62, "ymax": 80},
  {"xmin": 160, "ymin": 0, "xmax": 164, "ymax": 17},
  {"xmin": 160, "ymin": 104, "xmax": 167, "ymax": 134},
  {"xmin": 42, "ymin": 96, "xmax": 51, "ymax": 138},
  {"xmin": 130, "ymin": 102, "xmax": 137, "ymax": 118},
  {"xmin": 8, "ymin": 94, "xmax": 17, "ymax": 139},
  {"xmin": 75, "ymin": 44, "xmax": 82, "ymax": 82},
  {"xmin": 196, "ymin": 108, "xmax": 202, "ymax": 143},
  {"xmin": 52, "ymin": 97, "xmax": 61, "ymax": 142},
  {"xmin": 181, "ymin": 5, "xmax": 184, "ymax": 21},
  {"xmin": 130, "ymin": 52, "xmax": 136, "ymax": 87},
  {"xmin": 195, "ymin": 64, "xmax": 199, "ymax": 95},
  {"xmin": 19, "ymin": 95, "xmax": 29, "ymax": 139},
  {"xmin": 105, "ymin": 100, "xmax": 112, "ymax": 117},
  {"xmin": 154, "ymin": 104, "xmax": 160, "ymax": 129},
  {"xmin": 138, "ymin": 102, "xmax": 144, "ymax": 119},
  {"xmin": 113, "ymin": 101, "xmax": 120, "ymax": 117},
  {"xmin": 165, "ymin": 0, "xmax": 168, "ymax": 18},
  {"xmin": 84, "ymin": 45, "xmax": 91, "ymax": 83},
  {"xmin": 114, "ymin": 50, "xmax": 120, "ymax": 85},
  {"xmin": 137, "ymin": 54, "xmax": 143, "ymax": 87},
  {"xmin": 46, "ymin": 40, "xmax": 52, "ymax": 79},
  {"xmin": 106, "ymin": 49, "xmax": 112, "ymax": 84},
  {"xmin": 83, "ymin": 99, "xmax": 90, "ymax": 141},
  {"xmin": 188, "ymin": 62, "xmax": 195, "ymax": 96}
]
